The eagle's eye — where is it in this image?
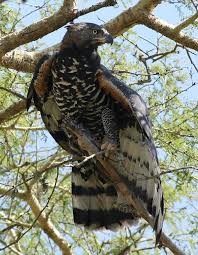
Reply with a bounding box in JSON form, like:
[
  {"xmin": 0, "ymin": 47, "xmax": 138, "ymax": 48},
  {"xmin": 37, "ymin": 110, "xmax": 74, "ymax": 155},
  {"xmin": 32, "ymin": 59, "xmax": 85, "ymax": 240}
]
[{"xmin": 93, "ymin": 30, "xmax": 99, "ymax": 34}]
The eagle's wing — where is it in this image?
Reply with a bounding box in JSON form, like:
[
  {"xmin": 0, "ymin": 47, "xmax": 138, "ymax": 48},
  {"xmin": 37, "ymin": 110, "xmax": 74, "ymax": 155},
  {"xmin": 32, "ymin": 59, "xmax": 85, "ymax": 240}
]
[
  {"xmin": 97, "ymin": 65, "xmax": 164, "ymax": 241},
  {"xmin": 26, "ymin": 54, "xmax": 79, "ymax": 155},
  {"xmin": 26, "ymin": 55, "xmax": 138, "ymax": 230}
]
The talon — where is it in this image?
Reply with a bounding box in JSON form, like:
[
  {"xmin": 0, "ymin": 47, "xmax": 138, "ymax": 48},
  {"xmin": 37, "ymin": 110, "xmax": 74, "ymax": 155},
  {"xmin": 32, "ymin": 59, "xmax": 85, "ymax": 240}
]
[
  {"xmin": 101, "ymin": 142, "xmax": 117, "ymax": 151},
  {"xmin": 101, "ymin": 142, "xmax": 108, "ymax": 151},
  {"xmin": 101, "ymin": 143, "xmax": 118, "ymax": 158},
  {"xmin": 107, "ymin": 143, "xmax": 117, "ymax": 151}
]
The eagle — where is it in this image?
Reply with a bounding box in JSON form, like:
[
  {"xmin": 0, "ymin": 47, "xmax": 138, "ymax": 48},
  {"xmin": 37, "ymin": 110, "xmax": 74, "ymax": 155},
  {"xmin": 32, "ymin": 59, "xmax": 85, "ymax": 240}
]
[{"xmin": 27, "ymin": 22, "xmax": 164, "ymax": 241}]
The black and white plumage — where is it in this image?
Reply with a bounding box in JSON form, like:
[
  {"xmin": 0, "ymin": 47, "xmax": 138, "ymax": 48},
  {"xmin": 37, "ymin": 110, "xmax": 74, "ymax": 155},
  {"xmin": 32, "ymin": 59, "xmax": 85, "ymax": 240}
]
[{"xmin": 27, "ymin": 23, "xmax": 164, "ymax": 241}]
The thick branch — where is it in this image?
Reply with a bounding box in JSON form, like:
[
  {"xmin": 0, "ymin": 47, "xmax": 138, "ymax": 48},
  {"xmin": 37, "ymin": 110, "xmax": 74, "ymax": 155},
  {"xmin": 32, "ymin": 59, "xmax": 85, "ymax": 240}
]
[
  {"xmin": 0, "ymin": 0, "xmax": 116, "ymax": 60},
  {"xmin": 138, "ymin": 11, "xmax": 198, "ymax": 51},
  {"xmin": 1, "ymin": 0, "xmax": 197, "ymax": 73},
  {"xmin": 105, "ymin": 0, "xmax": 161, "ymax": 36},
  {"xmin": 0, "ymin": 185, "xmax": 72, "ymax": 255},
  {"xmin": 104, "ymin": 0, "xmax": 197, "ymax": 52},
  {"xmin": 0, "ymin": 50, "xmax": 38, "ymax": 73},
  {"xmin": 0, "ymin": 0, "xmax": 76, "ymax": 60},
  {"xmin": 26, "ymin": 191, "xmax": 72, "ymax": 255}
]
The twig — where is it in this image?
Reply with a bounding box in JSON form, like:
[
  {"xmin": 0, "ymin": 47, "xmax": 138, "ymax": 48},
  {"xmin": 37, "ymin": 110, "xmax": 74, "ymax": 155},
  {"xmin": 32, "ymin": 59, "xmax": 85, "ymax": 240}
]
[
  {"xmin": 0, "ymin": 87, "xmax": 26, "ymax": 100},
  {"xmin": 0, "ymin": 125, "xmax": 45, "ymax": 131},
  {"xmin": 160, "ymin": 166, "xmax": 198, "ymax": 175},
  {"xmin": 144, "ymin": 44, "xmax": 179, "ymax": 62},
  {"xmin": 173, "ymin": 12, "xmax": 198, "ymax": 33},
  {"xmin": 125, "ymin": 166, "xmax": 198, "ymax": 182},
  {"xmin": 0, "ymin": 240, "xmax": 23, "ymax": 255},
  {"xmin": 185, "ymin": 49, "xmax": 198, "ymax": 73},
  {"xmin": 118, "ymin": 245, "xmax": 156, "ymax": 255},
  {"xmin": 74, "ymin": 150, "xmax": 105, "ymax": 168},
  {"xmin": 150, "ymin": 82, "xmax": 197, "ymax": 109},
  {"xmin": 76, "ymin": 0, "xmax": 117, "ymax": 18},
  {"xmin": 111, "ymin": 68, "xmax": 183, "ymax": 77}
]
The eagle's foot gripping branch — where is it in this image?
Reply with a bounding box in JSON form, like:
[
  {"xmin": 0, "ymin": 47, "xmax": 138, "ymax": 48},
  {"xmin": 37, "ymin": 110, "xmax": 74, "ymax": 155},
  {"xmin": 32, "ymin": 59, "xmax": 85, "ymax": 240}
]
[{"xmin": 101, "ymin": 142, "xmax": 118, "ymax": 157}]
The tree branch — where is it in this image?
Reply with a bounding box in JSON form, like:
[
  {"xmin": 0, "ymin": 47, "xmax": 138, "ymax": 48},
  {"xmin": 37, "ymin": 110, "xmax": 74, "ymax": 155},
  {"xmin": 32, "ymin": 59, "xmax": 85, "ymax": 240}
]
[
  {"xmin": 25, "ymin": 178, "xmax": 72, "ymax": 255},
  {"xmin": 0, "ymin": 0, "xmax": 76, "ymax": 60},
  {"xmin": 0, "ymin": 50, "xmax": 37, "ymax": 72},
  {"xmin": 138, "ymin": 11, "xmax": 198, "ymax": 51},
  {"xmin": 1, "ymin": 0, "xmax": 197, "ymax": 73},
  {"xmin": 0, "ymin": 185, "xmax": 26, "ymax": 200},
  {"xmin": 0, "ymin": 125, "xmax": 45, "ymax": 131},
  {"xmin": 0, "ymin": 100, "xmax": 26, "ymax": 124},
  {"xmin": 0, "ymin": 0, "xmax": 117, "ymax": 60},
  {"xmin": 173, "ymin": 12, "xmax": 198, "ymax": 33},
  {"xmin": 76, "ymin": 0, "xmax": 117, "ymax": 18},
  {"xmin": 0, "ymin": 136, "xmax": 188, "ymax": 255},
  {"xmin": 105, "ymin": 0, "xmax": 162, "ymax": 36},
  {"xmin": 105, "ymin": 7, "xmax": 198, "ymax": 51},
  {"xmin": 0, "ymin": 172, "xmax": 72, "ymax": 255}
]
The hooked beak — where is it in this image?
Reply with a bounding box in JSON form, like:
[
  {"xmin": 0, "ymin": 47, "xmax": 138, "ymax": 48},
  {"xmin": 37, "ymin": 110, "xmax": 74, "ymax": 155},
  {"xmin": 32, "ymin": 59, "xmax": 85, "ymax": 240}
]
[
  {"xmin": 104, "ymin": 32, "xmax": 113, "ymax": 44},
  {"xmin": 93, "ymin": 32, "xmax": 113, "ymax": 46}
]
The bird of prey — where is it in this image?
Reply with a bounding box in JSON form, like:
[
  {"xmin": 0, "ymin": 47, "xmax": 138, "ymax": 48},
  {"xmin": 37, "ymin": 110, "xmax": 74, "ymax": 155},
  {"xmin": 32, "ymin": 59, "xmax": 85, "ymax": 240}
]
[{"xmin": 27, "ymin": 22, "xmax": 164, "ymax": 241}]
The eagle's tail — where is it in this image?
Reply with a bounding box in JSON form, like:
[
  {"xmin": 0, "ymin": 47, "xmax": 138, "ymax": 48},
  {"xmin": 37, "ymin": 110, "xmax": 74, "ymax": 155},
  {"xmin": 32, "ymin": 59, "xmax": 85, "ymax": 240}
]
[
  {"xmin": 72, "ymin": 161, "xmax": 138, "ymax": 230},
  {"xmin": 115, "ymin": 124, "xmax": 164, "ymax": 242}
]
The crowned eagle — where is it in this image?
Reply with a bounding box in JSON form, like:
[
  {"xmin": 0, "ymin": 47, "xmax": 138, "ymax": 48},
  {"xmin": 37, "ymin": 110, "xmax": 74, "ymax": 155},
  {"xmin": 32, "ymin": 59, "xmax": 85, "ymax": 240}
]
[{"xmin": 27, "ymin": 23, "xmax": 164, "ymax": 242}]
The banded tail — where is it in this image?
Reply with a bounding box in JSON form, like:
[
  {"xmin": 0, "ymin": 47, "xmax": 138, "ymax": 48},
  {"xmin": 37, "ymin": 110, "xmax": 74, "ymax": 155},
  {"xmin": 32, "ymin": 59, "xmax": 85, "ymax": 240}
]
[{"xmin": 72, "ymin": 161, "xmax": 139, "ymax": 230}]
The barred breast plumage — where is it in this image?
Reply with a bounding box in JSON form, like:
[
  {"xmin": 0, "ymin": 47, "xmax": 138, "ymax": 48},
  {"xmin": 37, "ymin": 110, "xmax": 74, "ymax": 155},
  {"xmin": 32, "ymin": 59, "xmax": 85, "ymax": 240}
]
[{"xmin": 51, "ymin": 47, "xmax": 128, "ymax": 143}]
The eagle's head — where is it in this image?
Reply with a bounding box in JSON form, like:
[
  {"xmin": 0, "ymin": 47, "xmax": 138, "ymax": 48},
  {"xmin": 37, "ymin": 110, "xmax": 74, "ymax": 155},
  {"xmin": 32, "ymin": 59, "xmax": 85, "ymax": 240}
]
[{"xmin": 61, "ymin": 22, "xmax": 113, "ymax": 50}]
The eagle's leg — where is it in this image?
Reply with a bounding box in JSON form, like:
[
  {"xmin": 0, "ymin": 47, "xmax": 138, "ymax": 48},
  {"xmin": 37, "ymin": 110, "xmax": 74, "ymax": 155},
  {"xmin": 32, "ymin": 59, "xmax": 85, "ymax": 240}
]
[{"xmin": 101, "ymin": 107, "xmax": 119, "ymax": 153}]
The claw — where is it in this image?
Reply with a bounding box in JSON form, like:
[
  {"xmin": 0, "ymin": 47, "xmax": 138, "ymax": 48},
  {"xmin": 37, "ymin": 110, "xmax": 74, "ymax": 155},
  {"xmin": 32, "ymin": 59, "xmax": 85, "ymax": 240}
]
[
  {"xmin": 101, "ymin": 142, "xmax": 117, "ymax": 157},
  {"xmin": 101, "ymin": 143, "xmax": 117, "ymax": 151}
]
